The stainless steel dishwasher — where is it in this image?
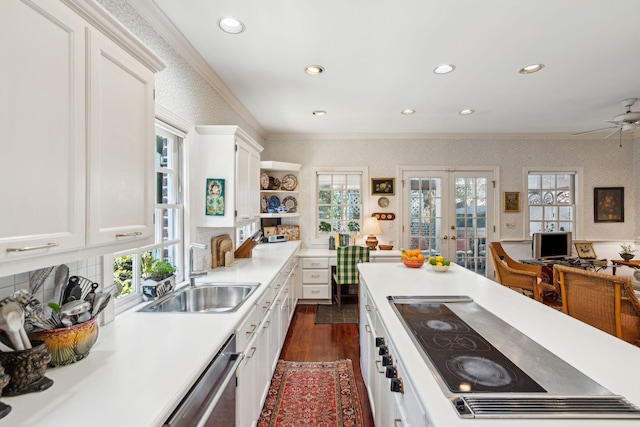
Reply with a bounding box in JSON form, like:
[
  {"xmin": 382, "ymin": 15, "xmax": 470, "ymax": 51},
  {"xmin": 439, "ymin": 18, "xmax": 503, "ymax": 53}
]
[{"xmin": 164, "ymin": 335, "xmax": 243, "ymax": 427}]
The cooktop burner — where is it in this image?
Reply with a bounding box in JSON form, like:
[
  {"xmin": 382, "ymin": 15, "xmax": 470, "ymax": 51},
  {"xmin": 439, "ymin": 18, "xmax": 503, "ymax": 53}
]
[{"xmin": 397, "ymin": 302, "xmax": 545, "ymax": 393}]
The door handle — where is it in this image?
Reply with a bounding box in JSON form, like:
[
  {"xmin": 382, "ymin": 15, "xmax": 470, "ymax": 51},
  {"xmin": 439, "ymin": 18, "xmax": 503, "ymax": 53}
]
[
  {"xmin": 451, "ymin": 235, "xmax": 457, "ymax": 240},
  {"xmin": 443, "ymin": 235, "xmax": 448, "ymax": 240}
]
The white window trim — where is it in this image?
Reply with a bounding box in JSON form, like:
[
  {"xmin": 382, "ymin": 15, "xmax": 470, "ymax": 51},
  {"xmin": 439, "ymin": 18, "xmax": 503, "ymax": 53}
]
[
  {"xmin": 310, "ymin": 166, "xmax": 369, "ymax": 247},
  {"xmin": 523, "ymin": 166, "xmax": 584, "ymax": 240}
]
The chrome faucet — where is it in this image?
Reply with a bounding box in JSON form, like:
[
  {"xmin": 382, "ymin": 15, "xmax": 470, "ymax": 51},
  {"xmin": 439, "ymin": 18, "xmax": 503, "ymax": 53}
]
[{"xmin": 189, "ymin": 243, "xmax": 208, "ymax": 286}]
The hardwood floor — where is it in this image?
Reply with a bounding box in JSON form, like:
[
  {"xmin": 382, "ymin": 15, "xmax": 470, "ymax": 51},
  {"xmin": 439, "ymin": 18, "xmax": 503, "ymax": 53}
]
[{"xmin": 280, "ymin": 304, "xmax": 375, "ymax": 427}]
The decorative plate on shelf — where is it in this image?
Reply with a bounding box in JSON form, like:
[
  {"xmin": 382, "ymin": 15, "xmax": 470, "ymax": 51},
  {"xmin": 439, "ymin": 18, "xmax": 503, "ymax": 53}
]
[
  {"xmin": 378, "ymin": 197, "xmax": 390, "ymax": 208},
  {"xmin": 268, "ymin": 195, "xmax": 281, "ymax": 210},
  {"xmin": 260, "ymin": 172, "xmax": 270, "ymax": 190},
  {"xmin": 282, "ymin": 196, "xmax": 297, "ymax": 213},
  {"xmin": 281, "ymin": 174, "xmax": 298, "ymax": 191},
  {"xmin": 261, "ymin": 196, "xmax": 269, "ymax": 213}
]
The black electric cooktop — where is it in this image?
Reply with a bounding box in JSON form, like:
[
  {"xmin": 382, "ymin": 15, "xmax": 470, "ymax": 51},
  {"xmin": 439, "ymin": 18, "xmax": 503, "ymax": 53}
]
[{"xmin": 395, "ymin": 302, "xmax": 546, "ymax": 394}]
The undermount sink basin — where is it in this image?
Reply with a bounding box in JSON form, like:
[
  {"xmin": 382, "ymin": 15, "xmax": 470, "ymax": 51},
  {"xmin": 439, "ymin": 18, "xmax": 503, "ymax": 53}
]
[{"xmin": 139, "ymin": 282, "xmax": 260, "ymax": 313}]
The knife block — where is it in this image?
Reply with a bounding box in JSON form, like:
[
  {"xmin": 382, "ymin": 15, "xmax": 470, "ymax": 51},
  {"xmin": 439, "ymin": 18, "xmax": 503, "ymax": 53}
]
[{"xmin": 234, "ymin": 238, "xmax": 257, "ymax": 259}]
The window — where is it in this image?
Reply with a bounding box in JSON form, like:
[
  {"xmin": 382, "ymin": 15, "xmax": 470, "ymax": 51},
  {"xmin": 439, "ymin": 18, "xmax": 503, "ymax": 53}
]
[
  {"xmin": 316, "ymin": 170, "xmax": 364, "ymax": 237},
  {"xmin": 526, "ymin": 170, "xmax": 577, "ymax": 236},
  {"xmin": 111, "ymin": 121, "xmax": 185, "ymax": 311}
]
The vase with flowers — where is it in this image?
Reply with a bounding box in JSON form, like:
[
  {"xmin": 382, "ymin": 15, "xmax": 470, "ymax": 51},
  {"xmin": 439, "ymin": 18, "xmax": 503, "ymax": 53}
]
[{"xmin": 619, "ymin": 244, "xmax": 637, "ymax": 262}]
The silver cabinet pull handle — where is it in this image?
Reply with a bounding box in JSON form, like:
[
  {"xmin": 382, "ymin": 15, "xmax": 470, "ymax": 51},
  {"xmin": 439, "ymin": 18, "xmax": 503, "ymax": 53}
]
[
  {"xmin": 393, "ymin": 419, "xmax": 403, "ymax": 427},
  {"xmin": 246, "ymin": 347, "xmax": 257, "ymax": 358},
  {"xmin": 7, "ymin": 242, "xmax": 59, "ymax": 252},
  {"xmin": 115, "ymin": 232, "xmax": 143, "ymax": 237}
]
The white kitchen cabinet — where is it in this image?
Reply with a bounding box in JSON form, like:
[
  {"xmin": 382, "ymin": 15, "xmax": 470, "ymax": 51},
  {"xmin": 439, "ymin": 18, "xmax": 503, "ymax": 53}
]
[
  {"xmin": 86, "ymin": 28, "xmax": 155, "ymax": 246},
  {"xmin": 361, "ymin": 276, "xmax": 428, "ymax": 427},
  {"xmin": 301, "ymin": 257, "xmax": 331, "ymax": 300},
  {"xmin": 259, "ymin": 161, "xmax": 301, "ymax": 219},
  {"xmin": 191, "ymin": 126, "xmax": 264, "ymax": 227},
  {"xmin": 0, "ymin": 0, "xmax": 164, "ymax": 274},
  {"xmin": 0, "ymin": 0, "xmax": 87, "ymax": 262}
]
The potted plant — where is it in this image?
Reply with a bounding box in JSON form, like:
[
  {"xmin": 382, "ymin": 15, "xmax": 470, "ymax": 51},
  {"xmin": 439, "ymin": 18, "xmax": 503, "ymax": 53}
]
[
  {"xmin": 141, "ymin": 254, "xmax": 177, "ymax": 300},
  {"xmin": 619, "ymin": 244, "xmax": 637, "ymax": 262},
  {"xmin": 318, "ymin": 221, "xmax": 332, "ymax": 233},
  {"xmin": 347, "ymin": 221, "xmax": 360, "ymax": 234}
]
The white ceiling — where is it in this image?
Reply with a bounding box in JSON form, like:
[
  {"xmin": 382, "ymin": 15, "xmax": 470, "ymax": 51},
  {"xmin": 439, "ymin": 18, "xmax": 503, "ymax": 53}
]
[{"xmin": 145, "ymin": 0, "xmax": 640, "ymax": 137}]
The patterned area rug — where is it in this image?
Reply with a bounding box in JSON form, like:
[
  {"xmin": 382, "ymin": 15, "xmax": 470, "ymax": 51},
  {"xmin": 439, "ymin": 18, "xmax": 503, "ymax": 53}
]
[
  {"xmin": 258, "ymin": 360, "xmax": 363, "ymax": 427},
  {"xmin": 315, "ymin": 304, "xmax": 359, "ymax": 324}
]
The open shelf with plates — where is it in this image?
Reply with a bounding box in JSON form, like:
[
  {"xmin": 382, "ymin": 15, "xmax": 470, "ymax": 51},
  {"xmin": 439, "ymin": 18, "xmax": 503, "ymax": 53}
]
[{"xmin": 260, "ymin": 161, "xmax": 301, "ymax": 219}]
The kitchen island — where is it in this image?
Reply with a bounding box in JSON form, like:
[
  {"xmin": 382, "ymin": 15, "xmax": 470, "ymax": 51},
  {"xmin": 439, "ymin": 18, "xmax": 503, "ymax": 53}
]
[
  {"xmin": 3, "ymin": 241, "xmax": 300, "ymax": 427},
  {"xmin": 359, "ymin": 262, "xmax": 640, "ymax": 426}
]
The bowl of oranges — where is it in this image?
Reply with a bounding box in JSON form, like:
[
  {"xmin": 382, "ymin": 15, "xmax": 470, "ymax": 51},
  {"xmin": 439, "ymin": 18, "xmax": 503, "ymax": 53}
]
[
  {"xmin": 428, "ymin": 256, "xmax": 451, "ymax": 272},
  {"xmin": 401, "ymin": 249, "xmax": 425, "ymax": 268}
]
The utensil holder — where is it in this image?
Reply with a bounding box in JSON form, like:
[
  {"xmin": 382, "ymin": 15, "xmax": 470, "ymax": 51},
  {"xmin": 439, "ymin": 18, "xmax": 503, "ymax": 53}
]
[
  {"xmin": 0, "ymin": 363, "xmax": 11, "ymax": 419},
  {"xmin": 0, "ymin": 341, "xmax": 53, "ymax": 396},
  {"xmin": 29, "ymin": 316, "xmax": 99, "ymax": 367}
]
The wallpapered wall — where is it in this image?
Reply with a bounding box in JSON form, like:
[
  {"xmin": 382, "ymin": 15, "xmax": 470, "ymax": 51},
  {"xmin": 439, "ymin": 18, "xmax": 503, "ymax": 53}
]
[{"xmin": 263, "ymin": 135, "xmax": 640, "ymax": 249}]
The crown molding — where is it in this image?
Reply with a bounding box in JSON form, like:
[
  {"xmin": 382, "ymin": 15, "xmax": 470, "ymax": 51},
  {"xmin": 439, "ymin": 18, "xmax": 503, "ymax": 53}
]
[
  {"xmin": 63, "ymin": 0, "xmax": 165, "ymax": 71},
  {"xmin": 126, "ymin": 0, "xmax": 267, "ymax": 139},
  {"xmin": 266, "ymin": 132, "xmax": 638, "ymax": 141}
]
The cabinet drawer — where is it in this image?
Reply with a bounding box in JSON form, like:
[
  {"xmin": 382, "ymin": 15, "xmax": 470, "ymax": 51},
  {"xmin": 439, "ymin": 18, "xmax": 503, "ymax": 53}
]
[
  {"xmin": 302, "ymin": 269, "xmax": 329, "ymax": 284},
  {"xmin": 302, "ymin": 285, "xmax": 329, "ymax": 299},
  {"xmin": 302, "ymin": 258, "xmax": 328, "ymax": 269},
  {"xmin": 235, "ymin": 304, "xmax": 258, "ymax": 351}
]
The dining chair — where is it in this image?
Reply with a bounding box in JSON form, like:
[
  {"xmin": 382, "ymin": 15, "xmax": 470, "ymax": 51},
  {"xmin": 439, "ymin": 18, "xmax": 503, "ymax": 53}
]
[
  {"xmin": 333, "ymin": 246, "xmax": 370, "ymax": 309},
  {"xmin": 553, "ymin": 264, "xmax": 640, "ymax": 346},
  {"xmin": 489, "ymin": 242, "xmax": 558, "ymax": 304}
]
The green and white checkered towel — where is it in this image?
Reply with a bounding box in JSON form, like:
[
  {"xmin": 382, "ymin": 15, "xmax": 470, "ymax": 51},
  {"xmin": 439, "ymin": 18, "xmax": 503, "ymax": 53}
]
[{"xmin": 333, "ymin": 246, "xmax": 370, "ymax": 285}]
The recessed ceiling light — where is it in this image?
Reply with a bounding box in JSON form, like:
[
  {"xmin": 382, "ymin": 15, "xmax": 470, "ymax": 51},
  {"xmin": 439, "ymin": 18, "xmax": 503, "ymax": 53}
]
[
  {"xmin": 519, "ymin": 64, "xmax": 544, "ymax": 74},
  {"xmin": 433, "ymin": 64, "xmax": 456, "ymax": 74},
  {"xmin": 312, "ymin": 110, "xmax": 326, "ymax": 116},
  {"xmin": 305, "ymin": 65, "xmax": 325, "ymax": 75},
  {"xmin": 459, "ymin": 109, "xmax": 475, "ymax": 115},
  {"xmin": 401, "ymin": 109, "xmax": 415, "ymax": 115},
  {"xmin": 218, "ymin": 17, "xmax": 245, "ymax": 34}
]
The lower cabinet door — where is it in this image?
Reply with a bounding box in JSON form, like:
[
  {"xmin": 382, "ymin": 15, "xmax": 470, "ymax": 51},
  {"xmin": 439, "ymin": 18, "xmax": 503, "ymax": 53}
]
[{"xmin": 236, "ymin": 334, "xmax": 259, "ymax": 427}]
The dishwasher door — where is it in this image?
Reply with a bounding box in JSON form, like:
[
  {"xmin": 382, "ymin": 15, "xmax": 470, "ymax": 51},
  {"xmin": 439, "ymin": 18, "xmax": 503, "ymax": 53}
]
[{"xmin": 164, "ymin": 335, "xmax": 243, "ymax": 427}]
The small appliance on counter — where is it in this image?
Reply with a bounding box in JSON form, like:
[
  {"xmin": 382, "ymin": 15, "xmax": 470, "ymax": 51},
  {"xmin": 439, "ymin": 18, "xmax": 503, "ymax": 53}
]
[{"xmin": 267, "ymin": 234, "xmax": 288, "ymax": 243}]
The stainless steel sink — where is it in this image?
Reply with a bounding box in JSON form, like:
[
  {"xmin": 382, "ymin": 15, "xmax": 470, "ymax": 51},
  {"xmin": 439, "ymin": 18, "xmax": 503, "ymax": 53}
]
[{"xmin": 139, "ymin": 283, "xmax": 260, "ymax": 313}]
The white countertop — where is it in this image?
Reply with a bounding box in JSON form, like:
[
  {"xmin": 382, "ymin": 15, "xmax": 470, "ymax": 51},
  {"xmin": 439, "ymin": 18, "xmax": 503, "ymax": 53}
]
[
  {"xmin": 359, "ymin": 262, "xmax": 640, "ymax": 427},
  {"xmin": 297, "ymin": 248, "xmax": 401, "ymax": 258},
  {"xmin": 3, "ymin": 241, "xmax": 300, "ymax": 427}
]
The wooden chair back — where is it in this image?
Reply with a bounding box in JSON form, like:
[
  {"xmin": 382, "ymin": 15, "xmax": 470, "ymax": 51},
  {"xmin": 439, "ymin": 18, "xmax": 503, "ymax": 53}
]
[
  {"xmin": 489, "ymin": 242, "xmax": 551, "ymax": 302},
  {"xmin": 553, "ymin": 264, "xmax": 640, "ymax": 346}
]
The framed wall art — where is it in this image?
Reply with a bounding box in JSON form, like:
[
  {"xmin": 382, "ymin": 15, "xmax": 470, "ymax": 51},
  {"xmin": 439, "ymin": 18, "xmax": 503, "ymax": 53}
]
[
  {"xmin": 372, "ymin": 178, "xmax": 395, "ymax": 195},
  {"xmin": 503, "ymin": 191, "xmax": 520, "ymax": 213},
  {"xmin": 574, "ymin": 242, "xmax": 597, "ymax": 259},
  {"xmin": 594, "ymin": 187, "xmax": 624, "ymax": 223},
  {"xmin": 206, "ymin": 178, "xmax": 225, "ymax": 216}
]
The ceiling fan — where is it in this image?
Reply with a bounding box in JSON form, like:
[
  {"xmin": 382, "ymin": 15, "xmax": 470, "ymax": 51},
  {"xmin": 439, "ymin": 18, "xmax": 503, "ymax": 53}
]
[{"xmin": 573, "ymin": 98, "xmax": 640, "ymax": 144}]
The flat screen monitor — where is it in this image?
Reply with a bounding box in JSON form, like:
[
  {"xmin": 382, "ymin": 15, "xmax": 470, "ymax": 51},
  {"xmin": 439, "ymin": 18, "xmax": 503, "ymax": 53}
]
[{"xmin": 533, "ymin": 232, "xmax": 573, "ymax": 260}]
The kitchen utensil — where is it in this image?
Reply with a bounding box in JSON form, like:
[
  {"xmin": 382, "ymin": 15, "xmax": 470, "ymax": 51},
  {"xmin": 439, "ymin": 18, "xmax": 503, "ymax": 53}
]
[
  {"xmin": 0, "ymin": 301, "xmax": 31, "ymax": 350},
  {"xmin": 53, "ymin": 264, "xmax": 69, "ymax": 306},
  {"xmin": 62, "ymin": 276, "xmax": 80, "ymax": 304},
  {"xmin": 60, "ymin": 300, "xmax": 91, "ymax": 326},
  {"xmin": 92, "ymin": 293, "xmax": 112, "ymax": 318},
  {"xmin": 0, "ymin": 340, "xmax": 13, "ymax": 352},
  {"xmin": 29, "ymin": 266, "xmax": 54, "ymax": 295},
  {"xmin": 91, "ymin": 292, "xmax": 111, "ymax": 317}
]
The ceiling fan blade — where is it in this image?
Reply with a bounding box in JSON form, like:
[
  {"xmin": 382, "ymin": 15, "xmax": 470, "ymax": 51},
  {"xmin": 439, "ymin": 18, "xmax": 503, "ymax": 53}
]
[
  {"xmin": 572, "ymin": 126, "xmax": 618, "ymax": 136},
  {"xmin": 604, "ymin": 128, "xmax": 621, "ymax": 140}
]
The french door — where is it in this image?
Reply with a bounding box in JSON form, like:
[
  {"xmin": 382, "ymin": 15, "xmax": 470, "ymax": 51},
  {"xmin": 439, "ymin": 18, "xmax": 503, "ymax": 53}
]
[{"xmin": 401, "ymin": 168, "xmax": 495, "ymax": 276}]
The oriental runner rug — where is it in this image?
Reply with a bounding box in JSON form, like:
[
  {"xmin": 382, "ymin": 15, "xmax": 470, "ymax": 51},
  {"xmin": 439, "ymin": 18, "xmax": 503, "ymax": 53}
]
[{"xmin": 257, "ymin": 359, "xmax": 363, "ymax": 427}]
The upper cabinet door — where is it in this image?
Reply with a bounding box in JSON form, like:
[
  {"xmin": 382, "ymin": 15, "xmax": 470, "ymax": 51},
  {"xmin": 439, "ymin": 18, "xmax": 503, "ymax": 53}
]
[
  {"xmin": 0, "ymin": 0, "xmax": 86, "ymax": 261},
  {"xmin": 235, "ymin": 140, "xmax": 252, "ymax": 222},
  {"xmin": 86, "ymin": 29, "xmax": 155, "ymax": 247}
]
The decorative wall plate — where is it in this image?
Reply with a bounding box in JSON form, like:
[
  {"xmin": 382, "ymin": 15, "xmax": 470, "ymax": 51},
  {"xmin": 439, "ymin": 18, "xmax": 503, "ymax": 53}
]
[
  {"xmin": 261, "ymin": 196, "xmax": 268, "ymax": 213},
  {"xmin": 260, "ymin": 172, "xmax": 270, "ymax": 190},
  {"xmin": 281, "ymin": 174, "xmax": 298, "ymax": 191},
  {"xmin": 378, "ymin": 197, "xmax": 390, "ymax": 208},
  {"xmin": 268, "ymin": 196, "xmax": 281, "ymax": 210},
  {"xmin": 372, "ymin": 212, "xmax": 395, "ymax": 221},
  {"xmin": 282, "ymin": 196, "xmax": 297, "ymax": 213}
]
